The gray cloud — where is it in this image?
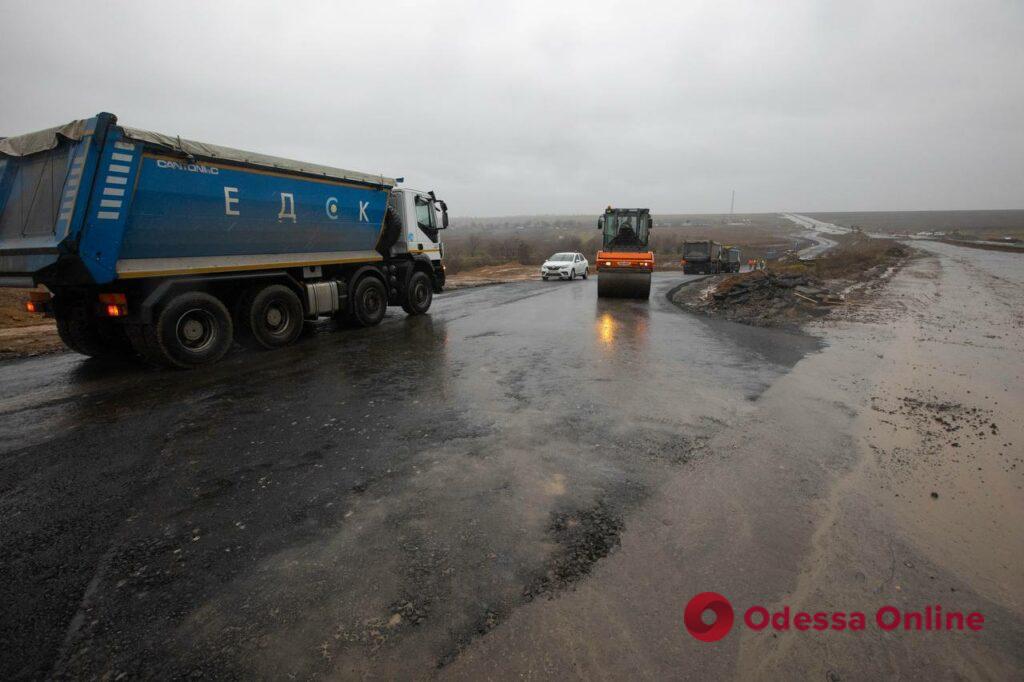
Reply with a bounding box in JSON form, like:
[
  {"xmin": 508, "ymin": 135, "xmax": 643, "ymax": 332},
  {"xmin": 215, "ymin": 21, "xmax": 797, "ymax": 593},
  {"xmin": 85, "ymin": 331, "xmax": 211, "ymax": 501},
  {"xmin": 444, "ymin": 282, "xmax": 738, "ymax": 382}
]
[{"xmin": 2, "ymin": 0, "xmax": 1021, "ymax": 215}]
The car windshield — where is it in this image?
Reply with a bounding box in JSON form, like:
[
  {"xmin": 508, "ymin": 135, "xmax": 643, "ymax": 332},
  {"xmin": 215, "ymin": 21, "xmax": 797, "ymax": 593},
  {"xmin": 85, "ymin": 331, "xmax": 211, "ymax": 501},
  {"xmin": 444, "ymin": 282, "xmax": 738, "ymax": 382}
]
[{"xmin": 549, "ymin": 253, "xmax": 574, "ymax": 262}]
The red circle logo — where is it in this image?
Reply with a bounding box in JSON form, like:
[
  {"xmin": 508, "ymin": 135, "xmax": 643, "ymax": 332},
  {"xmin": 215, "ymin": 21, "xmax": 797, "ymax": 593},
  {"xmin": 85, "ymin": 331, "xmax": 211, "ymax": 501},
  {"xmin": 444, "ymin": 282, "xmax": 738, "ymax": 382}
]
[{"xmin": 684, "ymin": 592, "xmax": 734, "ymax": 642}]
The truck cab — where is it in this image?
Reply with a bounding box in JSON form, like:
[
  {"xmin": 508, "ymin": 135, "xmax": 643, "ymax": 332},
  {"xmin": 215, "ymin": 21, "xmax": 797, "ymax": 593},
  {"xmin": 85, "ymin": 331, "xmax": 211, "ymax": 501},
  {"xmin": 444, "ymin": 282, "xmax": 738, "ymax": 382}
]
[{"xmin": 388, "ymin": 188, "xmax": 448, "ymax": 290}]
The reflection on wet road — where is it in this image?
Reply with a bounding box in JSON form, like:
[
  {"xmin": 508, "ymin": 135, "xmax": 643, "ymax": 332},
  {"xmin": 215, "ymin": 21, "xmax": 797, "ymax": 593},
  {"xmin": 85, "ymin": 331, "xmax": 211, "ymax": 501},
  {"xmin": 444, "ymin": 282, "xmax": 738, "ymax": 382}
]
[{"xmin": 0, "ymin": 273, "xmax": 820, "ymax": 678}]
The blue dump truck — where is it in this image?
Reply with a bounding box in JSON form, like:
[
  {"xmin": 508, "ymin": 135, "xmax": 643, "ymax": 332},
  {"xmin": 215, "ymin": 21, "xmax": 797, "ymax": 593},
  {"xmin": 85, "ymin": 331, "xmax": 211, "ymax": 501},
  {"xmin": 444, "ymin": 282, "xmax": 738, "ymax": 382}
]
[{"xmin": 0, "ymin": 113, "xmax": 448, "ymax": 367}]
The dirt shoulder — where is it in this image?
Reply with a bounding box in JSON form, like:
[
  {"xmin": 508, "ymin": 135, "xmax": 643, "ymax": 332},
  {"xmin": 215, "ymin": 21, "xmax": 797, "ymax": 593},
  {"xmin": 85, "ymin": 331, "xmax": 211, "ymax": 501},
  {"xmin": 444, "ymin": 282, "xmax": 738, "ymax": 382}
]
[
  {"xmin": 0, "ymin": 288, "xmax": 62, "ymax": 360},
  {"xmin": 671, "ymin": 234, "xmax": 912, "ymax": 330},
  {"xmin": 444, "ymin": 263, "xmax": 540, "ymax": 290}
]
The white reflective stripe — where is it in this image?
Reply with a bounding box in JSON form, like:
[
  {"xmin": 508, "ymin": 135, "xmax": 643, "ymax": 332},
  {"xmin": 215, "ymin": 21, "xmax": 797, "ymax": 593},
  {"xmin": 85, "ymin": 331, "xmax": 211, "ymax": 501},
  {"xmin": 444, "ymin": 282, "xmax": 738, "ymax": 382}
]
[
  {"xmin": 69, "ymin": 168, "xmax": 82, "ymax": 177},
  {"xmin": 72, "ymin": 157, "xmax": 85, "ymax": 167},
  {"xmin": 109, "ymin": 164, "xmax": 131, "ymax": 173},
  {"xmin": 114, "ymin": 141, "xmax": 135, "ymax": 151},
  {"xmin": 100, "ymin": 199, "xmax": 122, "ymax": 208},
  {"xmin": 111, "ymin": 152, "xmax": 133, "ymax": 162},
  {"xmin": 61, "ymin": 200, "xmax": 74, "ymax": 209},
  {"xmin": 116, "ymin": 250, "xmax": 384, "ymax": 278},
  {"xmin": 107, "ymin": 176, "xmax": 127, "ymax": 185},
  {"xmin": 66, "ymin": 180, "xmax": 79, "ymax": 189},
  {"xmin": 103, "ymin": 187, "xmax": 125, "ymax": 197},
  {"xmin": 59, "ymin": 212, "xmax": 71, "ymax": 220},
  {"xmin": 97, "ymin": 211, "xmax": 120, "ymax": 220}
]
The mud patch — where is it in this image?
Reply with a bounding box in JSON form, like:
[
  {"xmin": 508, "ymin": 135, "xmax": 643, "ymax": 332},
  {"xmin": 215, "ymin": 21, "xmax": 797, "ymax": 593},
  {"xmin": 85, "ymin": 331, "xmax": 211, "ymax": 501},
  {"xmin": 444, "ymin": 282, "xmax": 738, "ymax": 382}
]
[
  {"xmin": 522, "ymin": 501, "xmax": 625, "ymax": 601},
  {"xmin": 435, "ymin": 499, "xmax": 630, "ymax": 669}
]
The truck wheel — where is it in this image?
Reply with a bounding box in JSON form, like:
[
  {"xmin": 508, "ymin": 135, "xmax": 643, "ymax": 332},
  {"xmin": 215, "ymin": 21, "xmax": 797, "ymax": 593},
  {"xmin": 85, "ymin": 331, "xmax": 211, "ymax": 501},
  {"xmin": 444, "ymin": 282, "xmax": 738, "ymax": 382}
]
[
  {"xmin": 582, "ymin": 268, "xmax": 588, "ymax": 279},
  {"xmin": 401, "ymin": 271, "xmax": 433, "ymax": 315},
  {"xmin": 143, "ymin": 291, "xmax": 233, "ymax": 368},
  {"xmin": 351, "ymin": 276, "xmax": 387, "ymax": 327},
  {"xmin": 236, "ymin": 284, "xmax": 304, "ymax": 350}
]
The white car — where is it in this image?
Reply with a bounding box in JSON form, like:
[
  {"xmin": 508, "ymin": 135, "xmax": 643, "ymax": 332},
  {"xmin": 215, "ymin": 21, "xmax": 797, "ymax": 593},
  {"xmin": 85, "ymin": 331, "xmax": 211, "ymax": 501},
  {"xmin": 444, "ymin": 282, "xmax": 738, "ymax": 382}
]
[{"xmin": 541, "ymin": 252, "xmax": 589, "ymax": 280}]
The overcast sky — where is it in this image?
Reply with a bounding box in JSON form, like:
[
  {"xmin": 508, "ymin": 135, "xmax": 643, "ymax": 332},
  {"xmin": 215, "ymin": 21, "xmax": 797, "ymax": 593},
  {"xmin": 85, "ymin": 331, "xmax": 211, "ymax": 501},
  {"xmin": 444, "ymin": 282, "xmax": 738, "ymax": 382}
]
[{"xmin": 2, "ymin": 0, "xmax": 1021, "ymax": 215}]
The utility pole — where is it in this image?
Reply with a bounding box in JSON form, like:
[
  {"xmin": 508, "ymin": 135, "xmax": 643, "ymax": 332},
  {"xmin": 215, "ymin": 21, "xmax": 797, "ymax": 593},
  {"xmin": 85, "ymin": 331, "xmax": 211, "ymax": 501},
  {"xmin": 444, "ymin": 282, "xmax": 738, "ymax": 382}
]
[{"xmin": 730, "ymin": 189, "xmax": 735, "ymax": 215}]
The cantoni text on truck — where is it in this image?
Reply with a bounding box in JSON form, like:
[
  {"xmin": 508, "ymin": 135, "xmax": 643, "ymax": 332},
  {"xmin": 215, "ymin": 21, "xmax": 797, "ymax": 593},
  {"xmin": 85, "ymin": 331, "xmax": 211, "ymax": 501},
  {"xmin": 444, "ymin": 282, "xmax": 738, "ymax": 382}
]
[{"xmin": 0, "ymin": 113, "xmax": 449, "ymax": 368}]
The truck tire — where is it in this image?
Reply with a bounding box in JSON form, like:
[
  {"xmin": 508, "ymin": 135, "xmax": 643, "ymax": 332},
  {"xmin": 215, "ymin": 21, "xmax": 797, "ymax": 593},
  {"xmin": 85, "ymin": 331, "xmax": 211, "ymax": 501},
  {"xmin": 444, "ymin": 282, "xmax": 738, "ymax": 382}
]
[
  {"xmin": 375, "ymin": 208, "xmax": 403, "ymax": 256},
  {"xmin": 401, "ymin": 271, "xmax": 433, "ymax": 315},
  {"xmin": 54, "ymin": 298, "xmax": 132, "ymax": 358},
  {"xmin": 235, "ymin": 284, "xmax": 304, "ymax": 350},
  {"xmin": 351, "ymin": 276, "xmax": 387, "ymax": 327},
  {"xmin": 136, "ymin": 291, "xmax": 234, "ymax": 368}
]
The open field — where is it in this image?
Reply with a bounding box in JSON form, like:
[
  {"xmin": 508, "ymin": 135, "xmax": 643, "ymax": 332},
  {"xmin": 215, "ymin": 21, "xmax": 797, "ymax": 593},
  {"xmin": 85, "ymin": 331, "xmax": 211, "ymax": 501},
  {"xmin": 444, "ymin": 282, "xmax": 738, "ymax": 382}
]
[
  {"xmin": 445, "ymin": 213, "xmax": 807, "ymax": 273},
  {"xmin": 805, "ymin": 210, "xmax": 1024, "ymax": 239}
]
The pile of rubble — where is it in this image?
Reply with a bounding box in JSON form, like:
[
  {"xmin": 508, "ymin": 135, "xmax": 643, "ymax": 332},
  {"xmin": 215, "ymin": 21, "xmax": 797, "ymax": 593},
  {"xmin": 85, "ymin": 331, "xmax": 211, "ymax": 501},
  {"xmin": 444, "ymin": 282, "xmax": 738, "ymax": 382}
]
[{"xmin": 703, "ymin": 271, "xmax": 844, "ymax": 327}]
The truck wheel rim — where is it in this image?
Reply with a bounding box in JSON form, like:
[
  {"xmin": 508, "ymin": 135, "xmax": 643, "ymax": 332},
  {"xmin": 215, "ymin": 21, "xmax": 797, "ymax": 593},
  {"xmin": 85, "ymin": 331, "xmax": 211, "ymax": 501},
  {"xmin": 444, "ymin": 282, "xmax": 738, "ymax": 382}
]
[
  {"xmin": 364, "ymin": 288, "xmax": 382, "ymax": 315},
  {"xmin": 176, "ymin": 309, "xmax": 216, "ymax": 351},
  {"xmin": 412, "ymin": 281, "xmax": 428, "ymax": 307},
  {"xmin": 264, "ymin": 303, "xmax": 288, "ymax": 334}
]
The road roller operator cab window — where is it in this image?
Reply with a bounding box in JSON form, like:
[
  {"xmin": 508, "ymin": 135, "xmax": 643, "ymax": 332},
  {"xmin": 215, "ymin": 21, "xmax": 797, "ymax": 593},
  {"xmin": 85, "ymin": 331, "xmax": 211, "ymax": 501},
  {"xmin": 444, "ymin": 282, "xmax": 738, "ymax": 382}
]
[{"xmin": 600, "ymin": 212, "xmax": 650, "ymax": 249}]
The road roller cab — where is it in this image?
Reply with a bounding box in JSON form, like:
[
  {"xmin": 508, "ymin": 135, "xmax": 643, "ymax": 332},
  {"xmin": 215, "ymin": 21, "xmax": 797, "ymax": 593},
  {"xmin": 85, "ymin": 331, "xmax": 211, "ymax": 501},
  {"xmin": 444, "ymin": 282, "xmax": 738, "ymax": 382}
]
[{"xmin": 596, "ymin": 207, "xmax": 654, "ymax": 299}]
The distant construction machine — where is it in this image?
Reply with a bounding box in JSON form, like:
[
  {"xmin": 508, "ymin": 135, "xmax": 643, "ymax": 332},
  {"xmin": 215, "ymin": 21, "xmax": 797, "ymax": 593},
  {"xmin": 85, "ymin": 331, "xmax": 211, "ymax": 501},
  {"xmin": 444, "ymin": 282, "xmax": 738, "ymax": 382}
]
[
  {"xmin": 724, "ymin": 246, "xmax": 743, "ymax": 273},
  {"xmin": 681, "ymin": 240, "xmax": 724, "ymax": 274},
  {"xmin": 595, "ymin": 207, "xmax": 654, "ymax": 299}
]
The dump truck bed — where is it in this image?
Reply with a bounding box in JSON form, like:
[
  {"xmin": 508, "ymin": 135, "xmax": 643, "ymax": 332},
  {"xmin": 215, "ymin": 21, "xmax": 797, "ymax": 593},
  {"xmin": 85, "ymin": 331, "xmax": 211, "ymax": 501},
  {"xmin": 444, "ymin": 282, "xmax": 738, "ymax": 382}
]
[{"xmin": 1, "ymin": 113, "xmax": 395, "ymax": 287}]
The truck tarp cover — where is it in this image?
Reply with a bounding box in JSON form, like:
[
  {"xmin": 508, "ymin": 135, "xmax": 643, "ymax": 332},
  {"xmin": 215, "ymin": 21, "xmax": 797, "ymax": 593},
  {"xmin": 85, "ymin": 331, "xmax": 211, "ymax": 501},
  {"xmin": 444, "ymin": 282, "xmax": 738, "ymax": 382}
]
[
  {"xmin": 2, "ymin": 118, "xmax": 395, "ymax": 188},
  {"xmin": 120, "ymin": 127, "xmax": 395, "ymax": 188},
  {"xmin": 0, "ymin": 119, "xmax": 90, "ymax": 157}
]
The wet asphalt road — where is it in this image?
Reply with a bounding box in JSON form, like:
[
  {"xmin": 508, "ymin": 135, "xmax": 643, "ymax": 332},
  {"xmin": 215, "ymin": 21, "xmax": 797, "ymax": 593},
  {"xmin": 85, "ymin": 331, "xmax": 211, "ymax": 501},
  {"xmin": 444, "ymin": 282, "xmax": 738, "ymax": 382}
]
[{"xmin": 0, "ymin": 273, "xmax": 819, "ymax": 678}]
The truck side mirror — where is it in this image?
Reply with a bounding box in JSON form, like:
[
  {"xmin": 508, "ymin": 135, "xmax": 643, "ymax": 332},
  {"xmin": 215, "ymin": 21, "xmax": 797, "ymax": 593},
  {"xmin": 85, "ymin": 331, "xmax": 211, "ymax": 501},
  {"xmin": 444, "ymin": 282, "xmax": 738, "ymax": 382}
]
[
  {"xmin": 441, "ymin": 208, "xmax": 449, "ymax": 229},
  {"xmin": 597, "ymin": 217, "xmax": 604, "ymax": 230}
]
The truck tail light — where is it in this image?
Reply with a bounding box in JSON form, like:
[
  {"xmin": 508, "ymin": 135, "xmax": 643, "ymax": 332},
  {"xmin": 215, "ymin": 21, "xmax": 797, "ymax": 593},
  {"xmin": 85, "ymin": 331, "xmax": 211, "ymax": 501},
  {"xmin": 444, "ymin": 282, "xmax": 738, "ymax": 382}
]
[
  {"xmin": 25, "ymin": 291, "xmax": 52, "ymax": 314},
  {"xmin": 99, "ymin": 293, "xmax": 128, "ymax": 317}
]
